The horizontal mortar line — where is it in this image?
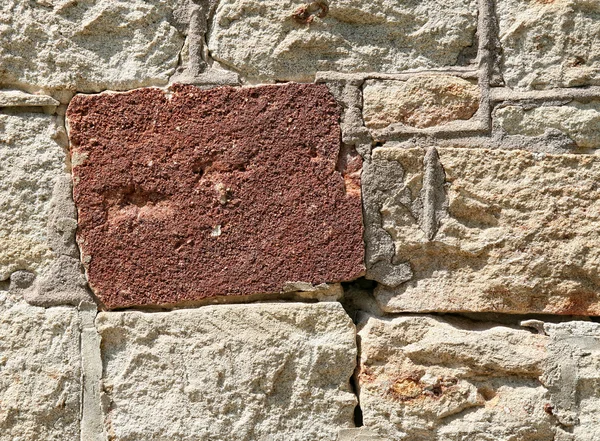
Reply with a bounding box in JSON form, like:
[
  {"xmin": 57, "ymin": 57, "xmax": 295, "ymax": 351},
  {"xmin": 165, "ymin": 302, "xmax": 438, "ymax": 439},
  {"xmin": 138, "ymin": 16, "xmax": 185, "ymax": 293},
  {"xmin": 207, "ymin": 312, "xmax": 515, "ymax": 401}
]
[
  {"xmin": 315, "ymin": 68, "xmax": 480, "ymax": 83},
  {"xmin": 491, "ymin": 86, "xmax": 600, "ymax": 102},
  {"xmin": 96, "ymin": 296, "xmax": 340, "ymax": 314}
]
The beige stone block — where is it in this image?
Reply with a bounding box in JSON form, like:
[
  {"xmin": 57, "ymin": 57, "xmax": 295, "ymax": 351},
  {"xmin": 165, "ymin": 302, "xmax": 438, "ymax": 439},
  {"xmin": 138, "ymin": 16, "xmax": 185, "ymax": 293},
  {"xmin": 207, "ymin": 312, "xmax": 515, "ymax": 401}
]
[
  {"xmin": 208, "ymin": 0, "xmax": 478, "ymax": 82},
  {"xmin": 357, "ymin": 314, "xmax": 600, "ymax": 440},
  {"xmin": 0, "ymin": 298, "xmax": 81, "ymax": 441},
  {"xmin": 0, "ymin": 113, "xmax": 64, "ymax": 280},
  {"xmin": 368, "ymin": 147, "xmax": 600, "ymax": 314},
  {"xmin": 0, "ymin": 0, "xmax": 184, "ymax": 93},
  {"xmin": 498, "ymin": 0, "xmax": 600, "ymax": 89},
  {"xmin": 495, "ymin": 102, "xmax": 600, "ymax": 149},
  {"xmin": 96, "ymin": 302, "xmax": 357, "ymax": 441},
  {"xmin": 363, "ymin": 76, "xmax": 480, "ymax": 129}
]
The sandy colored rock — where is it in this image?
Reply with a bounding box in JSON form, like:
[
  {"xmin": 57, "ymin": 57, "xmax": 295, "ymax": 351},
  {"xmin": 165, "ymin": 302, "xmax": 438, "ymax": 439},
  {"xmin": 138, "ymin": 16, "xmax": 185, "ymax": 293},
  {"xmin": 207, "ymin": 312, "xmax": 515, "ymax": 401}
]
[
  {"xmin": 208, "ymin": 0, "xmax": 478, "ymax": 82},
  {"xmin": 363, "ymin": 76, "xmax": 480, "ymax": 129},
  {"xmin": 366, "ymin": 147, "xmax": 600, "ymax": 314},
  {"xmin": 357, "ymin": 314, "xmax": 554, "ymax": 440},
  {"xmin": 96, "ymin": 302, "xmax": 357, "ymax": 441},
  {"xmin": 495, "ymin": 102, "xmax": 600, "ymax": 149},
  {"xmin": 0, "ymin": 113, "xmax": 64, "ymax": 280},
  {"xmin": 0, "ymin": 296, "xmax": 81, "ymax": 441},
  {"xmin": 68, "ymin": 83, "xmax": 364, "ymax": 309},
  {"xmin": 0, "ymin": 0, "xmax": 184, "ymax": 93},
  {"xmin": 357, "ymin": 314, "xmax": 600, "ymax": 440},
  {"xmin": 498, "ymin": 0, "xmax": 600, "ymax": 89}
]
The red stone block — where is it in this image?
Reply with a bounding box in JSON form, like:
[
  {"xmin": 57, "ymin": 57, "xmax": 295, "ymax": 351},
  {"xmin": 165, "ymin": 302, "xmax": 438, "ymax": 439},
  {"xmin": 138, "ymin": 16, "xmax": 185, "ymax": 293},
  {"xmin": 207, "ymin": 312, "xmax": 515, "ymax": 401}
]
[{"xmin": 67, "ymin": 83, "xmax": 364, "ymax": 309}]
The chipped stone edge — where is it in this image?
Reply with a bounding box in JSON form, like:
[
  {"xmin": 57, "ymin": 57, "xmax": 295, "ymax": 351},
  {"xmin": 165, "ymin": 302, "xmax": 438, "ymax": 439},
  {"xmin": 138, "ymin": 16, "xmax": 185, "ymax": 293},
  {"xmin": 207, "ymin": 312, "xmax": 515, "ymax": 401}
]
[
  {"xmin": 95, "ymin": 283, "xmax": 347, "ymax": 312},
  {"xmin": 0, "ymin": 90, "xmax": 59, "ymax": 108}
]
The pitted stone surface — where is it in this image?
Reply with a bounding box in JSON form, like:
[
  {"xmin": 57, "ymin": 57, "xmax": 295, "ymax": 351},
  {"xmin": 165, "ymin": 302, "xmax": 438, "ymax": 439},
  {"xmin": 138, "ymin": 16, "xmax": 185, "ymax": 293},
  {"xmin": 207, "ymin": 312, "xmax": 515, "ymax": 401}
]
[
  {"xmin": 0, "ymin": 113, "xmax": 64, "ymax": 280},
  {"xmin": 495, "ymin": 102, "xmax": 600, "ymax": 149},
  {"xmin": 0, "ymin": 0, "xmax": 184, "ymax": 93},
  {"xmin": 96, "ymin": 302, "xmax": 357, "ymax": 441},
  {"xmin": 357, "ymin": 314, "xmax": 555, "ymax": 440},
  {"xmin": 68, "ymin": 83, "xmax": 364, "ymax": 309},
  {"xmin": 207, "ymin": 0, "xmax": 478, "ymax": 82},
  {"xmin": 0, "ymin": 296, "xmax": 81, "ymax": 441},
  {"xmin": 366, "ymin": 147, "xmax": 600, "ymax": 315},
  {"xmin": 498, "ymin": 0, "xmax": 600, "ymax": 89},
  {"xmin": 363, "ymin": 76, "xmax": 480, "ymax": 129},
  {"xmin": 357, "ymin": 315, "xmax": 600, "ymax": 440}
]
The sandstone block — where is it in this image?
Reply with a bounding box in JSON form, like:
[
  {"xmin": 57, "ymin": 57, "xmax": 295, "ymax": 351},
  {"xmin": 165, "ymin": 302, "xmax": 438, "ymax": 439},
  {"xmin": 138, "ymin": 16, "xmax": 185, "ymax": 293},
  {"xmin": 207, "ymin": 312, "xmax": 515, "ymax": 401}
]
[
  {"xmin": 363, "ymin": 76, "xmax": 480, "ymax": 129},
  {"xmin": 498, "ymin": 0, "xmax": 600, "ymax": 89},
  {"xmin": 357, "ymin": 314, "xmax": 600, "ymax": 440},
  {"xmin": 207, "ymin": 0, "xmax": 478, "ymax": 82},
  {"xmin": 0, "ymin": 298, "xmax": 81, "ymax": 441},
  {"xmin": 96, "ymin": 302, "xmax": 357, "ymax": 441},
  {"xmin": 365, "ymin": 147, "xmax": 600, "ymax": 314},
  {"xmin": 0, "ymin": 113, "xmax": 64, "ymax": 280},
  {"xmin": 0, "ymin": 0, "xmax": 184, "ymax": 93},
  {"xmin": 67, "ymin": 83, "xmax": 364, "ymax": 309},
  {"xmin": 495, "ymin": 102, "xmax": 600, "ymax": 149}
]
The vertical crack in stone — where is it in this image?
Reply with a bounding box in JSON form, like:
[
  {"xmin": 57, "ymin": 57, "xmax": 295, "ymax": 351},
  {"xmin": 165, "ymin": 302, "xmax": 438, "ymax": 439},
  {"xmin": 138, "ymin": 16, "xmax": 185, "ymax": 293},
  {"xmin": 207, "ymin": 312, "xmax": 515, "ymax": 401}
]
[{"xmin": 420, "ymin": 147, "xmax": 447, "ymax": 241}]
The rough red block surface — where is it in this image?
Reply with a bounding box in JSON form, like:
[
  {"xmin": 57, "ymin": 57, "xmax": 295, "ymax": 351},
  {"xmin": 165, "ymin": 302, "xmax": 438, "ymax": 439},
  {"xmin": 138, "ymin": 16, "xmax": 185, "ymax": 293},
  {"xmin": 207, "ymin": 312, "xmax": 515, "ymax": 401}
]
[{"xmin": 67, "ymin": 83, "xmax": 364, "ymax": 309}]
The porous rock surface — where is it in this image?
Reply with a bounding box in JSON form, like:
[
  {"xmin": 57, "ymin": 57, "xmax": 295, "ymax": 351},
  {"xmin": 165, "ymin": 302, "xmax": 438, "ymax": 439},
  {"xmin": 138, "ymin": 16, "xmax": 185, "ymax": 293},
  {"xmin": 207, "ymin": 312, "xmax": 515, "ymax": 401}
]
[
  {"xmin": 366, "ymin": 147, "xmax": 600, "ymax": 314},
  {"xmin": 208, "ymin": 0, "xmax": 478, "ymax": 82},
  {"xmin": 498, "ymin": 0, "xmax": 600, "ymax": 89},
  {"xmin": 96, "ymin": 302, "xmax": 357, "ymax": 441},
  {"xmin": 0, "ymin": 113, "xmax": 64, "ymax": 280},
  {"xmin": 495, "ymin": 101, "xmax": 600, "ymax": 149},
  {"xmin": 357, "ymin": 315, "xmax": 600, "ymax": 440},
  {"xmin": 68, "ymin": 83, "xmax": 364, "ymax": 309},
  {"xmin": 363, "ymin": 76, "xmax": 480, "ymax": 129},
  {"xmin": 0, "ymin": 0, "xmax": 184, "ymax": 93},
  {"xmin": 0, "ymin": 293, "xmax": 81, "ymax": 441}
]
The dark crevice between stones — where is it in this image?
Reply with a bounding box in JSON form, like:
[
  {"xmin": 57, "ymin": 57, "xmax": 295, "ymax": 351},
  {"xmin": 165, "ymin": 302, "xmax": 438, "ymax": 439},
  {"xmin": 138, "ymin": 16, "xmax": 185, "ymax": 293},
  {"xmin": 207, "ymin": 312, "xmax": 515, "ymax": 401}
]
[
  {"xmin": 349, "ymin": 351, "xmax": 364, "ymax": 428},
  {"xmin": 341, "ymin": 277, "xmax": 377, "ymax": 324},
  {"xmin": 100, "ymin": 290, "xmax": 325, "ymax": 313},
  {"xmin": 0, "ymin": 279, "xmax": 10, "ymax": 292},
  {"xmin": 341, "ymin": 277, "xmax": 600, "ymax": 330}
]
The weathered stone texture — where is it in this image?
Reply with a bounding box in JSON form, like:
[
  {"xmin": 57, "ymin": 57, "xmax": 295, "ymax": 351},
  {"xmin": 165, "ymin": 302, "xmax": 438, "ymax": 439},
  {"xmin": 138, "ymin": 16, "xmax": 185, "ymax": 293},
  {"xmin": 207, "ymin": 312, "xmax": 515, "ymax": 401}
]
[
  {"xmin": 495, "ymin": 102, "xmax": 600, "ymax": 149},
  {"xmin": 0, "ymin": 113, "xmax": 64, "ymax": 280},
  {"xmin": 68, "ymin": 83, "xmax": 364, "ymax": 309},
  {"xmin": 498, "ymin": 0, "xmax": 600, "ymax": 89},
  {"xmin": 357, "ymin": 315, "xmax": 553, "ymax": 440},
  {"xmin": 544, "ymin": 321, "xmax": 600, "ymax": 440},
  {"xmin": 0, "ymin": 296, "xmax": 81, "ymax": 441},
  {"xmin": 363, "ymin": 76, "xmax": 480, "ymax": 129},
  {"xmin": 367, "ymin": 147, "xmax": 600, "ymax": 314},
  {"xmin": 208, "ymin": 0, "xmax": 478, "ymax": 82},
  {"xmin": 0, "ymin": 0, "xmax": 184, "ymax": 93},
  {"xmin": 96, "ymin": 302, "xmax": 357, "ymax": 441}
]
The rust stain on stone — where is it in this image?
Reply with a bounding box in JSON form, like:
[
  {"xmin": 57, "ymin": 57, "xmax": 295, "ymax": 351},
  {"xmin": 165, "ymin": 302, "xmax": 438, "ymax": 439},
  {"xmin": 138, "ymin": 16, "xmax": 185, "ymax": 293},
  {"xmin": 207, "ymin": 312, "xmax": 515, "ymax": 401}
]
[
  {"xmin": 67, "ymin": 83, "xmax": 364, "ymax": 309},
  {"xmin": 292, "ymin": 1, "xmax": 329, "ymax": 24}
]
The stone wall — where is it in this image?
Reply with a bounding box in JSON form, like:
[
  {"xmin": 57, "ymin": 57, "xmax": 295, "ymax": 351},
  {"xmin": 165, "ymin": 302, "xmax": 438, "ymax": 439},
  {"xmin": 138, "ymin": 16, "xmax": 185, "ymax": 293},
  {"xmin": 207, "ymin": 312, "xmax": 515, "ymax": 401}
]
[{"xmin": 1, "ymin": 0, "xmax": 600, "ymax": 440}]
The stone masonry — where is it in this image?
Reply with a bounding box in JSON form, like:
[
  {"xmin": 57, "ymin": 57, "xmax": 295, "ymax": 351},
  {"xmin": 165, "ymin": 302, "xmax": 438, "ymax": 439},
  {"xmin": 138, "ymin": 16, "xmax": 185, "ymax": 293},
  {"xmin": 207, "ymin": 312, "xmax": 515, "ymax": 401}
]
[{"xmin": 1, "ymin": 0, "xmax": 600, "ymax": 440}]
